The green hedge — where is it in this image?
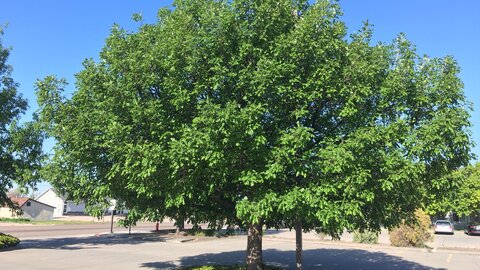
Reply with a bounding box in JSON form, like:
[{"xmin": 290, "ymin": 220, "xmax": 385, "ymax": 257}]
[
  {"xmin": 0, "ymin": 217, "xmax": 31, "ymax": 223},
  {"xmin": 0, "ymin": 233, "xmax": 20, "ymax": 249}
]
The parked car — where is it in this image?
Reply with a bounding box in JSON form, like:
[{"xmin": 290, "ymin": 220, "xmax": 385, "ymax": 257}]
[
  {"xmin": 434, "ymin": 220, "xmax": 454, "ymax": 235},
  {"xmin": 464, "ymin": 222, "xmax": 480, "ymax": 235}
]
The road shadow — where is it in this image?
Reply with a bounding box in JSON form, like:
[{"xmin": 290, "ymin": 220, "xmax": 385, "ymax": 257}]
[
  {"xmin": 15, "ymin": 233, "xmax": 172, "ymax": 250},
  {"xmin": 13, "ymin": 230, "xmax": 257, "ymax": 251},
  {"xmin": 140, "ymin": 248, "xmax": 446, "ymax": 270}
]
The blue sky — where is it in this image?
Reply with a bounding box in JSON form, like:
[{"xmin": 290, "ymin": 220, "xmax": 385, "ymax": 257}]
[{"xmin": 1, "ymin": 1, "xmax": 479, "ymax": 191}]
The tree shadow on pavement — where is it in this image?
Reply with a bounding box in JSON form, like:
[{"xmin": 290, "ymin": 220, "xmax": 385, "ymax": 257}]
[
  {"xmin": 140, "ymin": 248, "xmax": 446, "ymax": 270},
  {"xmin": 16, "ymin": 233, "xmax": 170, "ymax": 250}
]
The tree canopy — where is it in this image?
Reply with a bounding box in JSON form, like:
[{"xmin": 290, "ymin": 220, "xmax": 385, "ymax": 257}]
[
  {"xmin": 427, "ymin": 163, "xmax": 480, "ymax": 217},
  {"xmin": 0, "ymin": 28, "xmax": 44, "ymax": 208},
  {"xmin": 37, "ymin": 0, "xmax": 473, "ymax": 268}
]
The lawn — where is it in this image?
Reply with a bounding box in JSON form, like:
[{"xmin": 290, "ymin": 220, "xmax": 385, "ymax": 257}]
[{"xmin": 0, "ymin": 217, "xmax": 96, "ymax": 225}]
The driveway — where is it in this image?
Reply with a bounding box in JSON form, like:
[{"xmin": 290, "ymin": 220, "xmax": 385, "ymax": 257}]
[{"xmin": 432, "ymin": 232, "xmax": 480, "ymax": 250}]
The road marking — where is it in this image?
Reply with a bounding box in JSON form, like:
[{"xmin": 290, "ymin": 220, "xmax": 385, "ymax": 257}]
[{"xmin": 446, "ymin": 254, "xmax": 453, "ymax": 263}]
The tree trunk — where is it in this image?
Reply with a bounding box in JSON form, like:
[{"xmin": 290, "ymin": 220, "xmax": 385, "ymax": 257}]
[
  {"xmin": 175, "ymin": 219, "xmax": 185, "ymax": 236},
  {"xmin": 295, "ymin": 220, "xmax": 303, "ymax": 270},
  {"xmin": 110, "ymin": 210, "xmax": 115, "ymax": 234},
  {"xmin": 246, "ymin": 222, "xmax": 263, "ymax": 270}
]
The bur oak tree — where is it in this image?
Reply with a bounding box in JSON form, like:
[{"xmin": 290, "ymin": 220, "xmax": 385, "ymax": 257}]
[{"xmin": 37, "ymin": 1, "xmax": 473, "ymax": 269}]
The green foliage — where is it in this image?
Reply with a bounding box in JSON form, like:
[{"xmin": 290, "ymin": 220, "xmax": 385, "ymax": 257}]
[
  {"xmin": 116, "ymin": 204, "xmax": 142, "ymax": 229},
  {"xmin": 352, "ymin": 230, "xmax": 379, "ymax": 244},
  {"xmin": 185, "ymin": 228, "xmax": 215, "ymax": 237},
  {"xmin": 0, "ymin": 27, "xmax": 44, "ymax": 208},
  {"xmin": 389, "ymin": 209, "xmax": 433, "ymax": 248},
  {"xmin": 0, "ymin": 217, "xmax": 31, "ymax": 223},
  {"xmin": 36, "ymin": 0, "xmax": 472, "ymax": 261},
  {"xmin": 427, "ymin": 163, "xmax": 480, "ymax": 216},
  {"xmin": 0, "ymin": 233, "xmax": 20, "ymax": 249},
  {"xmin": 184, "ymin": 227, "xmax": 236, "ymax": 237}
]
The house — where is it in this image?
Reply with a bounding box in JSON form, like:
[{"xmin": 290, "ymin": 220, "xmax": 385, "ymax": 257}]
[
  {"xmin": 0, "ymin": 197, "xmax": 55, "ymax": 221},
  {"xmin": 35, "ymin": 188, "xmax": 86, "ymax": 217},
  {"xmin": 105, "ymin": 199, "xmax": 129, "ymax": 215},
  {"xmin": 35, "ymin": 188, "xmax": 129, "ymax": 217}
]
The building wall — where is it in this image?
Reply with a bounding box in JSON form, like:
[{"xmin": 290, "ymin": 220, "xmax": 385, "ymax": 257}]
[
  {"xmin": 105, "ymin": 199, "xmax": 129, "ymax": 215},
  {"xmin": 20, "ymin": 200, "xmax": 54, "ymax": 221},
  {"xmin": 0, "ymin": 207, "xmax": 15, "ymax": 218},
  {"xmin": 66, "ymin": 201, "xmax": 86, "ymax": 213},
  {"xmin": 36, "ymin": 189, "xmax": 65, "ymax": 217}
]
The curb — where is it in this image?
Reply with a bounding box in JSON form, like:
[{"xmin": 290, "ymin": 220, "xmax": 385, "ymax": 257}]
[{"xmin": 166, "ymin": 238, "xmax": 196, "ymax": 243}]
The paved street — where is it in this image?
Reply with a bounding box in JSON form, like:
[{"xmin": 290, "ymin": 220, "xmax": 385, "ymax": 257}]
[
  {"xmin": 1, "ymin": 233, "xmax": 480, "ymax": 270},
  {"xmin": 4, "ymin": 221, "xmax": 479, "ymax": 251},
  {"xmin": 0, "ymin": 221, "xmax": 170, "ymax": 239}
]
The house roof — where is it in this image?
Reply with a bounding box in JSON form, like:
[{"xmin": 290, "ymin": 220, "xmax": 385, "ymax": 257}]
[
  {"xmin": 10, "ymin": 197, "xmax": 30, "ymax": 207},
  {"xmin": 8, "ymin": 197, "xmax": 56, "ymax": 209},
  {"xmin": 35, "ymin": 188, "xmax": 67, "ymax": 201}
]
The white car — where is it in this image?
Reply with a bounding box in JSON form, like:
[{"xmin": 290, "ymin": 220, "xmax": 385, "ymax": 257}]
[{"xmin": 434, "ymin": 220, "xmax": 454, "ymax": 235}]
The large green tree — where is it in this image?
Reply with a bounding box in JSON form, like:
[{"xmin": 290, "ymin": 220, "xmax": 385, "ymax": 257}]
[
  {"xmin": 37, "ymin": 1, "xmax": 473, "ymax": 269},
  {"xmin": 0, "ymin": 28, "xmax": 44, "ymax": 208}
]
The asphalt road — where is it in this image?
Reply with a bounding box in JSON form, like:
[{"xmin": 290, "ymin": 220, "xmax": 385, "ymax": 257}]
[
  {"xmin": 432, "ymin": 232, "xmax": 480, "ymax": 250},
  {"xmin": 0, "ymin": 221, "xmax": 173, "ymax": 239},
  {"xmin": 1, "ymin": 233, "xmax": 479, "ymax": 270},
  {"xmin": 2, "ymin": 221, "xmax": 480, "ymax": 270},
  {"xmin": 2, "ymin": 222, "xmax": 479, "ymax": 250}
]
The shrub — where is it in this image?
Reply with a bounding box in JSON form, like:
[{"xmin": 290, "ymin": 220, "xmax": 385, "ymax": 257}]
[
  {"xmin": 389, "ymin": 209, "xmax": 433, "ymax": 247},
  {"xmin": 0, "ymin": 217, "xmax": 31, "ymax": 223},
  {"xmin": 353, "ymin": 230, "xmax": 379, "ymax": 244},
  {"xmin": 0, "ymin": 233, "xmax": 20, "ymax": 249}
]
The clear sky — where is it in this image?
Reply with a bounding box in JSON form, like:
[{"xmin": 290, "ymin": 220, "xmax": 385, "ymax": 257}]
[{"xmin": 1, "ymin": 1, "xmax": 479, "ymax": 191}]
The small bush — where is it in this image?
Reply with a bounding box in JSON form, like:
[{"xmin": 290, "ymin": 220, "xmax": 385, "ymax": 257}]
[
  {"xmin": 389, "ymin": 209, "xmax": 433, "ymax": 247},
  {"xmin": 353, "ymin": 230, "xmax": 379, "ymax": 244},
  {"xmin": 183, "ymin": 226, "xmax": 224, "ymax": 237},
  {"xmin": 0, "ymin": 233, "xmax": 20, "ymax": 249},
  {"xmin": 222, "ymin": 227, "xmax": 237, "ymax": 236}
]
